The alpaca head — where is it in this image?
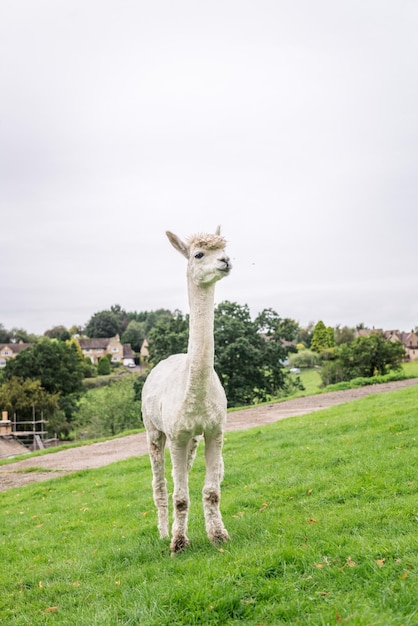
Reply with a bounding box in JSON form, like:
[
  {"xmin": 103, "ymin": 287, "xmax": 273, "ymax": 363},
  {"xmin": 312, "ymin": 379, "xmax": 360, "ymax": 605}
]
[{"xmin": 166, "ymin": 226, "xmax": 232, "ymax": 286}]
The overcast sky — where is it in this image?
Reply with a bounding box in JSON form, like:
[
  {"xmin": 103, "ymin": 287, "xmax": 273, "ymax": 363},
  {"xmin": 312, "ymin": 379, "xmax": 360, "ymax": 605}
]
[{"xmin": 1, "ymin": 1, "xmax": 417, "ymax": 336}]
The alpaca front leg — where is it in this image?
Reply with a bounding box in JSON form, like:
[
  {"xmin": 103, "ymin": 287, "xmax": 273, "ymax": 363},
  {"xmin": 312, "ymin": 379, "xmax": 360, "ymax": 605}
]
[
  {"xmin": 203, "ymin": 433, "xmax": 230, "ymax": 544},
  {"xmin": 148, "ymin": 432, "xmax": 169, "ymax": 539},
  {"xmin": 170, "ymin": 441, "xmax": 191, "ymax": 553}
]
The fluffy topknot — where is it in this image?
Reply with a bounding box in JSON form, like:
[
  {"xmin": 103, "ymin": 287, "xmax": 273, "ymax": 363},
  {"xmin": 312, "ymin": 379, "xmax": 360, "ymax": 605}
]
[{"xmin": 187, "ymin": 233, "xmax": 227, "ymax": 250}]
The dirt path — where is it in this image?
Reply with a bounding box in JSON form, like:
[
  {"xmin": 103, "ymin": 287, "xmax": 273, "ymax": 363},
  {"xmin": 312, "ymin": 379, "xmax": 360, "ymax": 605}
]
[{"xmin": 1, "ymin": 378, "xmax": 417, "ymax": 492}]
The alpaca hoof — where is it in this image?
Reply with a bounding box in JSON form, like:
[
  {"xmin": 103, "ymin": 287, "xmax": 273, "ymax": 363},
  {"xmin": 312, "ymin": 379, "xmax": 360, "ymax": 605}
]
[
  {"xmin": 210, "ymin": 529, "xmax": 230, "ymax": 544},
  {"xmin": 170, "ymin": 535, "xmax": 190, "ymax": 554}
]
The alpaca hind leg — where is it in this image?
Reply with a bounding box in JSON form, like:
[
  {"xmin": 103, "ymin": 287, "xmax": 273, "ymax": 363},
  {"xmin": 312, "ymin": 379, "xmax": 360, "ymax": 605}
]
[
  {"xmin": 203, "ymin": 433, "xmax": 230, "ymax": 544},
  {"xmin": 170, "ymin": 440, "xmax": 191, "ymax": 553},
  {"xmin": 147, "ymin": 430, "xmax": 169, "ymax": 538}
]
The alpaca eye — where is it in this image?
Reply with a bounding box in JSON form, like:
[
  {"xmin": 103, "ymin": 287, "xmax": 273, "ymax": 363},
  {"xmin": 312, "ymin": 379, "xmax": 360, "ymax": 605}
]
[{"xmin": 194, "ymin": 252, "xmax": 204, "ymax": 259}]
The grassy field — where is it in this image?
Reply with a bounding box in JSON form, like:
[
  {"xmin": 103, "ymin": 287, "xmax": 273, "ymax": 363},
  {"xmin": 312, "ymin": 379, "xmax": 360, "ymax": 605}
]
[
  {"xmin": 1, "ymin": 385, "xmax": 417, "ymax": 625},
  {"xmin": 292, "ymin": 360, "xmax": 418, "ymax": 400}
]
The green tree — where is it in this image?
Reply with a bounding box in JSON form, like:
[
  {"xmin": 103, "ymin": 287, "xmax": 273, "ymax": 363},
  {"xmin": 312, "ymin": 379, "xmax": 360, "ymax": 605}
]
[
  {"xmin": 144, "ymin": 302, "xmax": 299, "ymax": 407},
  {"xmin": 4, "ymin": 338, "xmax": 85, "ymax": 430},
  {"xmin": 121, "ymin": 320, "xmax": 145, "ymax": 353},
  {"xmin": 109, "ymin": 304, "xmax": 130, "ymax": 334},
  {"xmin": 339, "ymin": 334, "xmax": 405, "ymax": 378},
  {"xmin": 84, "ymin": 310, "xmax": 120, "ymax": 338},
  {"xmin": 84, "ymin": 304, "xmax": 130, "ymax": 338},
  {"xmin": 132, "ymin": 309, "xmax": 173, "ymax": 335},
  {"xmin": 0, "ymin": 323, "xmax": 11, "ymax": 343},
  {"xmin": 214, "ymin": 302, "xmax": 264, "ymax": 405},
  {"xmin": 147, "ymin": 311, "xmax": 189, "ymax": 365},
  {"xmin": 298, "ymin": 322, "xmax": 315, "ymax": 348},
  {"xmin": 74, "ymin": 377, "xmax": 142, "ymax": 438},
  {"xmin": 320, "ymin": 334, "xmax": 405, "ymax": 385},
  {"xmin": 9, "ymin": 327, "xmax": 38, "ymax": 343},
  {"xmin": 4, "ymin": 338, "xmax": 85, "ymax": 396},
  {"xmin": 334, "ymin": 325, "xmax": 355, "ymax": 346},
  {"xmin": 289, "ymin": 349, "xmax": 321, "ymax": 369},
  {"xmin": 311, "ymin": 321, "xmax": 335, "ymax": 353},
  {"xmin": 0, "ymin": 376, "xmax": 66, "ymax": 437},
  {"xmin": 97, "ymin": 356, "xmax": 111, "ymax": 376},
  {"xmin": 44, "ymin": 325, "xmax": 71, "ymax": 341},
  {"xmin": 0, "ymin": 377, "xmax": 60, "ymax": 419},
  {"xmin": 215, "ymin": 303, "xmax": 297, "ymax": 406}
]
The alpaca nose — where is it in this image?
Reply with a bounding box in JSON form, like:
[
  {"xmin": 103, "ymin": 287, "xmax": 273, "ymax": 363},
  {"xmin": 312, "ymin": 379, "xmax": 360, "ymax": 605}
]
[{"xmin": 220, "ymin": 256, "xmax": 231, "ymax": 270}]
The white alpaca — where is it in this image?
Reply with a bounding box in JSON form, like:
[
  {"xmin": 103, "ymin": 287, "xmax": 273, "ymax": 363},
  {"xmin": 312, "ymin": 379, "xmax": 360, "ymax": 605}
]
[{"xmin": 141, "ymin": 226, "xmax": 231, "ymax": 553}]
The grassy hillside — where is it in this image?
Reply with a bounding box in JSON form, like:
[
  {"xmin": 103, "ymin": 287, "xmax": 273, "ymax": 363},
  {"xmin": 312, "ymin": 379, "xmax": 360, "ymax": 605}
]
[
  {"xmin": 1, "ymin": 385, "xmax": 417, "ymax": 625},
  {"xmin": 291, "ymin": 360, "xmax": 418, "ymax": 399}
]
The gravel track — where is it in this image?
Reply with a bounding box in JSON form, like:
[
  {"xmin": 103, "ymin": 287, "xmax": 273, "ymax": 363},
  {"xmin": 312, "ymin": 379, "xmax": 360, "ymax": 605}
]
[{"xmin": 1, "ymin": 378, "xmax": 417, "ymax": 492}]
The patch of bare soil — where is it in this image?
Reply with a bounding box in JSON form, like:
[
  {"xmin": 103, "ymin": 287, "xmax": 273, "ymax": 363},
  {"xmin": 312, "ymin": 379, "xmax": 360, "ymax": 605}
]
[{"xmin": 1, "ymin": 378, "xmax": 417, "ymax": 492}]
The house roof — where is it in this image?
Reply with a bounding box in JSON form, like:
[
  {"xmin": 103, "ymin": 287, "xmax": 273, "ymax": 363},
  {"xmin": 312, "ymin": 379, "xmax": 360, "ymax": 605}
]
[
  {"xmin": 123, "ymin": 344, "xmax": 134, "ymax": 358},
  {"xmin": 78, "ymin": 338, "xmax": 113, "ymax": 350},
  {"xmin": 0, "ymin": 342, "xmax": 32, "ymax": 354}
]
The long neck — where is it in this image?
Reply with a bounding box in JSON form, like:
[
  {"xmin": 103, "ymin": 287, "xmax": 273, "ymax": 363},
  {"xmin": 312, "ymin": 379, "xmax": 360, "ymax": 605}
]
[{"xmin": 187, "ymin": 279, "xmax": 216, "ymax": 378}]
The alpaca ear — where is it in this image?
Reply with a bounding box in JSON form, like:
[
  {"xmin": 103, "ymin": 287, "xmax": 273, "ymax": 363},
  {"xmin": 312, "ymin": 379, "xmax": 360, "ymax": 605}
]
[
  {"xmin": 215, "ymin": 225, "xmax": 221, "ymax": 235},
  {"xmin": 166, "ymin": 231, "xmax": 189, "ymax": 258}
]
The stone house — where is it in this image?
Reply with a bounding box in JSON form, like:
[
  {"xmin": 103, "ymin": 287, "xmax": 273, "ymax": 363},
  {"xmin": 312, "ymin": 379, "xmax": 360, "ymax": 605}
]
[
  {"xmin": 355, "ymin": 328, "xmax": 418, "ymax": 361},
  {"xmin": 0, "ymin": 342, "xmax": 32, "ymax": 367},
  {"xmin": 383, "ymin": 330, "xmax": 418, "ymax": 362},
  {"xmin": 78, "ymin": 335, "xmax": 125, "ymax": 365}
]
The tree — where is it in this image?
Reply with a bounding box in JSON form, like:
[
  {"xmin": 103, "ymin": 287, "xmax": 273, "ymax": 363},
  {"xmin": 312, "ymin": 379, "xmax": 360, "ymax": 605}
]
[
  {"xmin": 74, "ymin": 377, "xmax": 142, "ymax": 438},
  {"xmin": 69, "ymin": 324, "xmax": 83, "ymax": 336},
  {"xmin": 145, "ymin": 302, "xmax": 300, "ymax": 406},
  {"xmin": 129, "ymin": 309, "xmax": 173, "ymax": 335},
  {"xmin": 147, "ymin": 311, "xmax": 189, "ymax": 365},
  {"xmin": 0, "ymin": 377, "xmax": 60, "ymax": 419},
  {"xmin": 84, "ymin": 304, "xmax": 131, "ymax": 338},
  {"xmin": 109, "ymin": 304, "xmax": 130, "ymax": 334},
  {"xmin": 0, "ymin": 323, "xmax": 11, "ymax": 343},
  {"xmin": 215, "ymin": 302, "xmax": 297, "ymax": 406},
  {"xmin": 320, "ymin": 334, "xmax": 405, "ymax": 385},
  {"xmin": 289, "ymin": 349, "xmax": 321, "ymax": 369},
  {"xmin": 338, "ymin": 334, "xmax": 405, "ymax": 378},
  {"xmin": 121, "ymin": 320, "xmax": 146, "ymax": 353},
  {"xmin": 311, "ymin": 321, "xmax": 335, "ymax": 353},
  {"xmin": 4, "ymin": 338, "xmax": 85, "ymax": 396},
  {"xmin": 44, "ymin": 325, "xmax": 71, "ymax": 341},
  {"xmin": 214, "ymin": 302, "xmax": 264, "ymax": 405},
  {"xmin": 84, "ymin": 310, "xmax": 120, "ymax": 338},
  {"xmin": 334, "ymin": 325, "xmax": 355, "ymax": 346},
  {"xmin": 0, "ymin": 376, "xmax": 65, "ymax": 437},
  {"xmin": 97, "ymin": 356, "xmax": 111, "ymax": 376},
  {"xmin": 298, "ymin": 322, "xmax": 315, "ymax": 348},
  {"xmin": 9, "ymin": 327, "xmax": 38, "ymax": 343},
  {"xmin": 3, "ymin": 338, "xmax": 85, "ymax": 427}
]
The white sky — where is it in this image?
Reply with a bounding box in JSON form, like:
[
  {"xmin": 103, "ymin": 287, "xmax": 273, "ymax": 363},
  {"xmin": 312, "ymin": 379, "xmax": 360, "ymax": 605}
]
[{"xmin": 1, "ymin": 1, "xmax": 417, "ymax": 335}]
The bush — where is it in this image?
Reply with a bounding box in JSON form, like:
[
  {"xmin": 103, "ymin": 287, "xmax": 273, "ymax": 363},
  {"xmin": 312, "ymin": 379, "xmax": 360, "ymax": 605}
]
[
  {"xmin": 324, "ymin": 370, "xmax": 408, "ymax": 392},
  {"xmin": 74, "ymin": 376, "xmax": 142, "ymax": 439},
  {"xmin": 97, "ymin": 357, "xmax": 111, "ymax": 376},
  {"xmin": 289, "ymin": 349, "xmax": 320, "ymax": 369}
]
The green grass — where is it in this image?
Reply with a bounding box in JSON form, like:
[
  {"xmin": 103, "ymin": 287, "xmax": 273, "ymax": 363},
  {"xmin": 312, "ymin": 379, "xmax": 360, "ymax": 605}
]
[
  {"xmin": 1, "ymin": 386, "xmax": 417, "ymax": 625},
  {"xmin": 288, "ymin": 360, "xmax": 418, "ymax": 399},
  {"xmin": 294, "ymin": 367, "xmax": 322, "ymax": 395},
  {"xmin": 403, "ymin": 360, "xmax": 418, "ymax": 378}
]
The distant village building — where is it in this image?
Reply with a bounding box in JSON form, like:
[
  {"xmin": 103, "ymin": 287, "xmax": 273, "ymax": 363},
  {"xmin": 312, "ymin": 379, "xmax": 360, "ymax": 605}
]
[
  {"xmin": 78, "ymin": 334, "xmax": 134, "ymax": 365},
  {"xmin": 355, "ymin": 328, "xmax": 418, "ymax": 361},
  {"xmin": 0, "ymin": 342, "xmax": 32, "ymax": 367},
  {"xmin": 383, "ymin": 330, "xmax": 418, "ymax": 362}
]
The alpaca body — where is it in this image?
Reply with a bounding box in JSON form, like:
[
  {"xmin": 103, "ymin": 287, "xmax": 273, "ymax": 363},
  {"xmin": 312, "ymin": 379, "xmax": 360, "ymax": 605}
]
[
  {"xmin": 142, "ymin": 353, "xmax": 227, "ymax": 441},
  {"xmin": 142, "ymin": 227, "xmax": 231, "ymax": 553}
]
